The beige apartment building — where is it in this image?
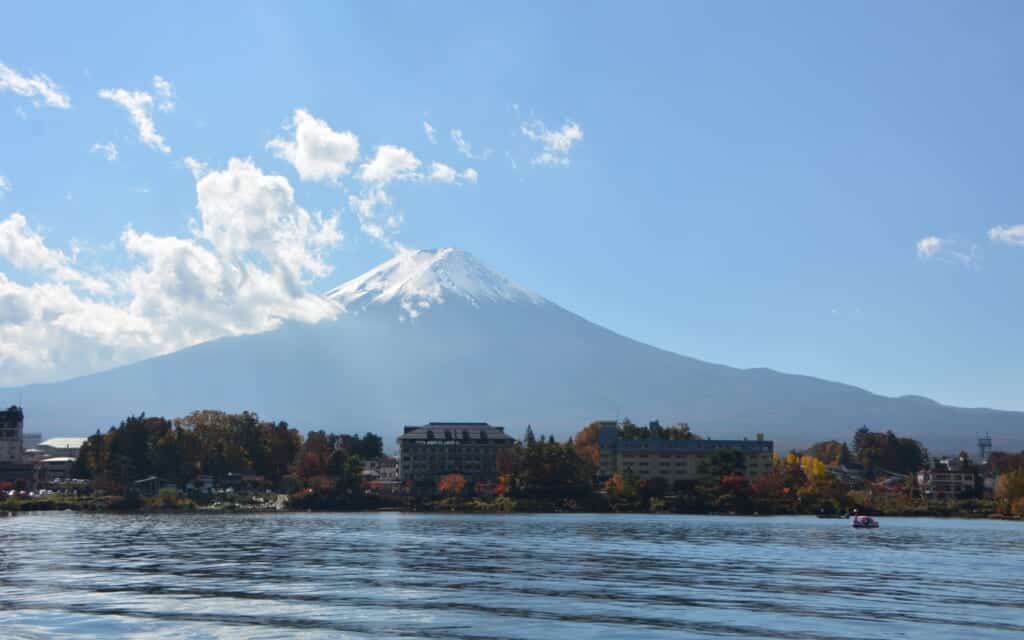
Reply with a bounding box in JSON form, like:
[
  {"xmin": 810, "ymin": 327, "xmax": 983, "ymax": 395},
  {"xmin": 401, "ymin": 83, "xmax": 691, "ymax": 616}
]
[{"xmin": 596, "ymin": 423, "xmax": 774, "ymax": 483}]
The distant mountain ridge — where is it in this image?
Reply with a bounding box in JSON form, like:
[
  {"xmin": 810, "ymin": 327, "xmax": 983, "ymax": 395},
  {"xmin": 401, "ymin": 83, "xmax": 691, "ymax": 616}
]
[{"xmin": 5, "ymin": 248, "xmax": 1022, "ymax": 453}]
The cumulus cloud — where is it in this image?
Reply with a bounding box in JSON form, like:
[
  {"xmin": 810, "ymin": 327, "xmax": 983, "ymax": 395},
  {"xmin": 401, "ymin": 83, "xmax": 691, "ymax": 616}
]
[
  {"xmin": 0, "ymin": 159, "xmax": 343, "ymax": 385},
  {"xmin": 98, "ymin": 86, "xmax": 171, "ymax": 153},
  {"xmin": 152, "ymin": 75, "xmax": 175, "ymax": 112},
  {"xmin": 264, "ymin": 111, "xmax": 472, "ymax": 247},
  {"xmin": 521, "ymin": 119, "xmax": 583, "ymax": 166},
  {"xmin": 0, "ymin": 272, "xmax": 155, "ymax": 383},
  {"xmin": 0, "ymin": 176, "xmax": 9, "ymax": 194},
  {"xmin": 427, "ymin": 162, "xmax": 478, "ymax": 185},
  {"xmin": 90, "ymin": 142, "xmax": 118, "ymax": 161},
  {"xmin": 429, "ymin": 161, "xmax": 458, "ymax": 184},
  {"xmin": 194, "ymin": 158, "xmax": 341, "ymax": 283},
  {"xmin": 988, "ymin": 224, "xmax": 1024, "ymax": 247},
  {"xmin": 267, "ymin": 109, "xmax": 360, "ymax": 183},
  {"xmin": 0, "ymin": 212, "xmax": 110, "ymax": 293},
  {"xmin": 0, "ymin": 212, "xmax": 71, "ymax": 273},
  {"xmin": 358, "ymin": 145, "xmax": 421, "ymax": 184},
  {"xmin": 350, "ymin": 145, "xmax": 475, "ymax": 244},
  {"xmin": 0, "ymin": 62, "xmax": 71, "ymax": 108}
]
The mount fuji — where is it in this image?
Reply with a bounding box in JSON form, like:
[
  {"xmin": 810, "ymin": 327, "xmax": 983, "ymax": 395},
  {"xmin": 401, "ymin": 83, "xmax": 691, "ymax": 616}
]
[{"xmin": 7, "ymin": 248, "xmax": 1023, "ymax": 452}]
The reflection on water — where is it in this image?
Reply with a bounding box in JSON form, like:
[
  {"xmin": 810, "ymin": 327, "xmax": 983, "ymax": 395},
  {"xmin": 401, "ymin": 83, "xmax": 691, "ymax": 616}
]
[{"xmin": 0, "ymin": 513, "xmax": 1022, "ymax": 639}]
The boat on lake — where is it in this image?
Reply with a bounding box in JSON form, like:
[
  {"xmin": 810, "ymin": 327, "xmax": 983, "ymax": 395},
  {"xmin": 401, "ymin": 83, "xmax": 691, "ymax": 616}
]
[{"xmin": 852, "ymin": 515, "xmax": 879, "ymax": 529}]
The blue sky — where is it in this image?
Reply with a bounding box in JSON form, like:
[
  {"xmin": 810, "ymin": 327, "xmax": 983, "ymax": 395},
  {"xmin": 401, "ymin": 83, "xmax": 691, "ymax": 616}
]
[{"xmin": 1, "ymin": 2, "xmax": 1022, "ymax": 410}]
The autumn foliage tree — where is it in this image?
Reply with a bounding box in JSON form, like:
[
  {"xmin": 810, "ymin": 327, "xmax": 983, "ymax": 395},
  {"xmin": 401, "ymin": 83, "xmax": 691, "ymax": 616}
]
[
  {"xmin": 604, "ymin": 472, "xmax": 637, "ymax": 499},
  {"xmin": 572, "ymin": 422, "xmax": 603, "ymax": 469},
  {"xmin": 438, "ymin": 473, "xmax": 467, "ymax": 496},
  {"xmin": 995, "ymin": 469, "xmax": 1024, "ymax": 515},
  {"xmin": 67, "ymin": 410, "xmax": 385, "ymax": 496},
  {"xmin": 804, "ymin": 440, "xmax": 851, "ymax": 466}
]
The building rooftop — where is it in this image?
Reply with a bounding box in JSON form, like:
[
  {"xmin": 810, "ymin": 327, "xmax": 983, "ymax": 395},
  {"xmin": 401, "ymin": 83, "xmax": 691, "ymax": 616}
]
[
  {"xmin": 398, "ymin": 422, "xmax": 515, "ymax": 443},
  {"xmin": 39, "ymin": 437, "xmax": 88, "ymax": 450},
  {"xmin": 605, "ymin": 438, "xmax": 773, "ymax": 453}
]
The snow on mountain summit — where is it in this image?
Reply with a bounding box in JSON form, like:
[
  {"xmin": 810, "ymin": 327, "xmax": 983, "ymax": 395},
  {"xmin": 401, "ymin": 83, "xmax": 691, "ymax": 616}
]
[{"xmin": 325, "ymin": 248, "xmax": 543, "ymax": 318}]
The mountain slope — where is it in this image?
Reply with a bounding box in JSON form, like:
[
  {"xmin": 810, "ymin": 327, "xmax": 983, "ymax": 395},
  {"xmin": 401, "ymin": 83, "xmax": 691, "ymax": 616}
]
[{"xmin": 7, "ymin": 249, "xmax": 1022, "ymax": 453}]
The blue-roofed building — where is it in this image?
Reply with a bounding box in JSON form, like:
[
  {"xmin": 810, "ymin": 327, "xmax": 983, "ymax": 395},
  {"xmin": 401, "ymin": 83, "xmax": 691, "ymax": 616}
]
[{"xmin": 597, "ymin": 423, "xmax": 774, "ymax": 483}]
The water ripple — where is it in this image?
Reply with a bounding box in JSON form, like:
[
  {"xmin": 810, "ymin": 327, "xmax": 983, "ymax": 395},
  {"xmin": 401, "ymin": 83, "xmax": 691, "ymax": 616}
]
[{"xmin": 1, "ymin": 513, "xmax": 1022, "ymax": 639}]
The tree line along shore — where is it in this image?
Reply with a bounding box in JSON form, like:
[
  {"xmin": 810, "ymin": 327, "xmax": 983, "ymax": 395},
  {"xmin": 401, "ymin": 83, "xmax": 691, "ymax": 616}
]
[{"xmin": 2, "ymin": 409, "xmax": 1024, "ymax": 518}]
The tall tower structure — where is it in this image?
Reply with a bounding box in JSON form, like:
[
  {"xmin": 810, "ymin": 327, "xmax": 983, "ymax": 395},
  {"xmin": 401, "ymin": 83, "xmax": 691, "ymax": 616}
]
[{"xmin": 977, "ymin": 433, "xmax": 992, "ymax": 466}]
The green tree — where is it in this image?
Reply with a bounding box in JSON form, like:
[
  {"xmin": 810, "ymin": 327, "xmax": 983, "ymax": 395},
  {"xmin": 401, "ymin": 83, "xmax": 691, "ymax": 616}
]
[
  {"xmin": 356, "ymin": 433, "xmax": 383, "ymax": 459},
  {"xmin": 701, "ymin": 449, "xmax": 746, "ymax": 478}
]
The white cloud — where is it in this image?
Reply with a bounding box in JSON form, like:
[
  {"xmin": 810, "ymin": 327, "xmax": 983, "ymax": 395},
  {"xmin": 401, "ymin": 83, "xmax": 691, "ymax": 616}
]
[
  {"xmin": 916, "ymin": 235, "xmax": 977, "ymax": 267},
  {"xmin": 98, "ymin": 87, "xmax": 171, "ymax": 153},
  {"xmin": 427, "ymin": 162, "xmax": 478, "ymax": 185},
  {"xmin": 0, "ymin": 62, "xmax": 71, "ymax": 108},
  {"xmin": 429, "ymin": 161, "xmax": 458, "ymax": 184},
  {"xmin": 152, "ymin": 75, "xmax": 175, "ymax": 112},
  {"xmin": 348, "ymin": 187, "xmax": 392, "ymax": 241},
  {"xmin": 424, "ymin": 121, "xmax": 437, "ymax": 144},
  {"xmin": 450, "ymin": 129, "xmax": 490, "ymax": 160},
  {"xmin": 0, "ymin": 212, "xmax": 72, "ymax": 273},
  {"xmin": 183, "ymin": 156, "xmax": 207, "ymax": 179},
  {"xmin": 520, "ymin": 119, "xmax": 584, "ymax": 166},
  {"xmin": 0, "ymin": 176, "xmax": 9, "ymax": 194},
  {"xmin": 0, "ymin": 212, "xmax": 110, "ymax": 293},
  {"xmin": 267, "ymin": 109, "xmax": 360, "ymax": 183},
  {"xmin": 195, "ymin": 158, "xmax": 341, "ymax": 281},
  {"xmin": 916, "ymin": 236, "xmax": 942, "ymax": 258},
  {"xmin": 90, "ymin": 142, "xmax": 118, "ymax": 161},
  {"xmin": 0, "ymin": 159, "xmax": 344, "ymax": 385},
  {"xmin": 451, "ymin": 129, "xmax": 472, "ymax": 157},
  {"xmin": 358, "ymin": 145, "xmax": 421, "ymax": 184},
  {"xmin": 988, "ymin": 224, "xmax": 1024, "ymax": 247},
  {"xmin": 0, "ymin": 273, "xmax": 155, "ymax": 383},
  {"xmin": 350, "ymin": 142, "xmax": 478, "ymax": 244}
]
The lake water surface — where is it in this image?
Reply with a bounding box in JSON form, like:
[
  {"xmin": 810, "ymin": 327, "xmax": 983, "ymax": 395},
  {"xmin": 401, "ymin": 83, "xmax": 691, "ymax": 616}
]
[{"xmin": 0, "ymin": 512, "xmax": 1021, "ymax": 639}]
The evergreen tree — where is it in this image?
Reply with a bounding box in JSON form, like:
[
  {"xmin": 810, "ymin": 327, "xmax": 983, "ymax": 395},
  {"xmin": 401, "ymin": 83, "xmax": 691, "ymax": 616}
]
[{"xmin": 525, "ymin": 425, "xmax": 537, "ymax": 447}]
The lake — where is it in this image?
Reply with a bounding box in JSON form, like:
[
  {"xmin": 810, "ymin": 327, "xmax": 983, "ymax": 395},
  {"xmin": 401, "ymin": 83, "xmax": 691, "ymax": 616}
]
[{"xmin": 0, "ymin": 512, "xmax": 1021, "ymax": 639}]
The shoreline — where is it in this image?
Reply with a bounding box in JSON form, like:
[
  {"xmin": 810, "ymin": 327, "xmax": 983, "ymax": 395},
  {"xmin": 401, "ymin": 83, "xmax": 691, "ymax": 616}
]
[{"xmin": 2, "ymin": 501, "xmax": 1020, "ymax": 521}]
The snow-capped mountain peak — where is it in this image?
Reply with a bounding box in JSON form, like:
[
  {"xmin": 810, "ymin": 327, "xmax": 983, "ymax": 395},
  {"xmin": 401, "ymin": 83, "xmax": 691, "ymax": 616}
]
[{"xmin": 325, "ymin": 248, "xmax": 543, "ymax": 318}]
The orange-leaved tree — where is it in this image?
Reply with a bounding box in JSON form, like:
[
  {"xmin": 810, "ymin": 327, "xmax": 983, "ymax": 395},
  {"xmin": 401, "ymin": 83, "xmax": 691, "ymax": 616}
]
[
  {"xmin": 995, "ymin": 469, "xmax": 1024, "ymax": 515},
  {"xmin": 573, "ymin": 421, "xmax": 603, "ymax": 469},
  {"xmin": 438, "ymin": 473, "xmax": 467, "ymax": 496},
  {"xmin": 604, "ymin": 472, "xmax": 636, "ymax": 498}
]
